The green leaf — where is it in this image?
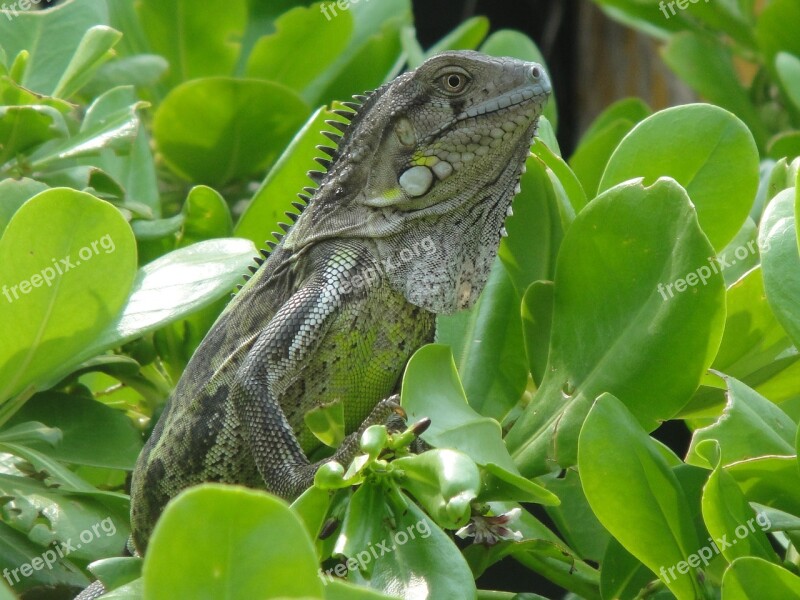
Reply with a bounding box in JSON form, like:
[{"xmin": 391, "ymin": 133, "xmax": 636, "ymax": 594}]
[
  {"xmin": 776, "ymin": 52, "xmax": 800, "ymax": 113},
  {"xmin": 235, "ymin": 106, "xmax": 329, "ymax": 246},
  {"xmin": 599, "ymin": 103, "xmax": 759, "ymax": 250},
  {"xmin": 579, "ymin": 97, "xmax": 651, "ymax": 145},
  {"xmin": 687, "ymin": 376, "xmax": 795, "ymax": 468},
  {"xmin": 245, "ymin": 3, "xmax": 353, "ymax": 106},
  {"xmin": 498, "ymin": 153, "xmax": 568, "ymax": 295},
  {"xmin": 25, "ymin": 86, "xmax": 147, "ymax": 172},
  {"xmin": 392, "ymin": 449, "xmax": 480, "ymax": 529},
  {"xmin": 137, "ymin": 0, "xmax": 247, "ymax": 87},
  {"xmin": 4, "ymin": 392, "xmax": 142, "ymax": 469},
  {"xmin": 541, "ymin": 469, "xmax": 608, "ymax": 562},
  {"xmin": 521, "ymin": 281, "xmax": 554, "ymax": 386},
  {"xmin": 426, "ymin": 16, "xmax": 490, "ymax": 56},
  {"xmin": 435, "ymin": 260, "xmax": 528, "ymax": 421},
  {"xmin": 591, "ymin": 0, "xmax": 692, "ymax": 38},
  {"xmin": 176, "ymin": 186, "xmax": 233, "ymax": 247},
  {"xmin": 304, "ymin": 0, "xmax": 411, "ymax": 106},
  {"xmin": 88, "ymin": 556, "xmax": 142, "ymax": 592},
  {"xmin": 153, "ymin": 77, "xmax": 308, "ymax": 186},
  {"xmin": 755, "ymin": 0, "xmax": 800, "ymax": 83},
  {"xmin": 324, "ymin": 578, "xmax": 396, "ymax": 599},
  {"xmin": 661, "ymin": 32, "xmax": 768, "ymax": 149},
  {"xmin": 531, "ymin": 138, "xmax": 587, "ymax": 212},
  {"xmin": 721, "ymin": 557, "xmax": 800, "ymax": 599},
  {"xmin": 699, "ymin": 441, "xmax": 778, "ymax": 564},
  {"xmin": 0, "ymin": 0, "xmax": 109, "ymax": 95},
  {"xmin": 0, "ymin": 189, "xmax": 137, "ymax": 404},
  {"xmin": 82, "ymin": 238, "xmax": 258, "ymax": 361},
  {"xmin": 401, "ymin": 345, "xmax": 519, "ymax": 474},
  {"xmin": 0, "ymin": 472, "xmax": 129, "ymax": 561},
  {"xmin": 0, "ymin": 520, "xmax": 87, "ymax": 593},
  {"xmin": 338, "ymin": 481, "xmax": 477, "ymax": 600},
  {"xmin": 569, "ymin": 120, "xmax": 636, "ymax": 200},
  {"xmin": 52, "ymin": 25, "xmax": 122, "ymax": 99},
  {"xmin": 0, "ymin": 105, "xmax": 68, "ymax": 165},
  {"xmin": 759, "ymin": 187, "xmax": 800, "ymax": 346},
  {"xmin": 726, "ymin": 456, "xmax": 800, "ymax": 517},
  {"xmin": 0, "ymin": 177, "xmax": 48, "ymax": 235},
  {"xmin": 506, "ymin": 178, "xmax": 726, "ymax": 475},
  {"xmin": 143, "ymin": 484, "xmax": 323, "ymax": 599},
  {"xmin": 600, "ymin": 538, "xmax": 656, "ymax": 600},
  {"xmin": 578, "ymin": 394, "xmax": 704, "ymax": 600}
]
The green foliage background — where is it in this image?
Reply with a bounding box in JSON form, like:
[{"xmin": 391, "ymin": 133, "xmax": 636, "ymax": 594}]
[{"xmin": 0, "ymin": 0, "xmax": 799, "ymax": 599}]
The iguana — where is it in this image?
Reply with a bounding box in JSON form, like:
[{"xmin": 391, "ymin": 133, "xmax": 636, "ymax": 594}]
[{"xmin": 76, "ymin": 49, "xmax": 550, "ymax": 599}]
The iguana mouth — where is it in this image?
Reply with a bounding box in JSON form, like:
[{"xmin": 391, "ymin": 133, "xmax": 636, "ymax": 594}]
[{"xmin": 457, "ymin": 82, "xmax": 550, "ymax": 121}]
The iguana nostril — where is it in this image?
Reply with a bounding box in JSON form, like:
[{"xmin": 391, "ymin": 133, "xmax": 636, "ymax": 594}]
[{"xmin": 530, "ymin": 66, "xmax": 541, "ymax": 80}]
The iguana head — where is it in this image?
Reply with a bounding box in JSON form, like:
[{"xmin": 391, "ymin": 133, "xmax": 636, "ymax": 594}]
[{"xmin": 286, "ymin": 50, "xmax": 551, "ymax": 313}]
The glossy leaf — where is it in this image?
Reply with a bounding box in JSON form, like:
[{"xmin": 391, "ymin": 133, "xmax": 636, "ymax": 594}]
[
  {"xmin": 699, "ymin": 441, "xmax": 778, "ymax": 565},
  {"xmin": 662, "ymin": 32, "xmax": 768, "ymax": 148},
  {"xmin": 498, "ymin": 153, "xmax": 567, "ymax": 295},
  {"xmin": 52, "ymin": 25, "xmax": 122, "ymax": 99},
  {"xmin": 340, "ymin": 481, "xmax": 477, "ymax": 600},
  {"xmin": 0, "ymin": 189, "xmax": 137, "ymax": 403},
  {"xmin": 235, "ymin": 106, "xmax": 329, "ymax": 246},
  {"xmin": 245, "ymin": 3, "xmax": 353, "ymax": 105},
  {"xmin": 392, "ymin": 449, "xmax": 480, "ymax": 529},
  {"xmin": 578, "ymin": 394, "xmax": 703, "ymax": 600},
  {"xmin": 506, "ymin": 178, "xmax": 726, "ymax": 475},
  {"xmin": 0, "ymin": 0, "xmax": 109, "ymax": 95},
  {"xmin": 143, "ymin": 484, "xmax": 324, "ymax": 599},
  {"xmin": 759, "ymin": 187, "xmax": 800, "ymax": 346},
  {"xmin": 776, "ymin": 52, "xmax": 800, "ymax": 113},
  {"xmin": 521, "ymin": 281, "xmax": 554, "ymax": 386},
  {"xmin": 153, "ymin": 78, "xmax": 308, "ymax": 186},
  {"xmin": 599, "ymin": 104, "xmax": 759, "ymax": 250},
  {"xmin": 721, "ymin": 557, "xmax": 800, "ymax": 599},
  {"xmin": 687, "ymin": 377, "xmax": 795, "ymax": 468},
  {"xmin": 82, "ymin": 238, "xmax": 257, "ymax": 360},
  {"xmin": 401, "ymin": 345, "xmax": 519, "ymax": 474},
  {"xmin": 4, "ymin": 392, "xmax": 142, "ymax": 469},
  {"xmin": 26, "ymin": 86, "xmax": 147, "ymax": 171},
  {"xmin": 137, "ymin": 0, "xmax": 247, "ymax": 87}
]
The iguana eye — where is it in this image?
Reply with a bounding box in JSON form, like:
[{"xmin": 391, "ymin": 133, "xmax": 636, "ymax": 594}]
[{"xmin": 442, "ymin": 72, "xmax": 469, "ymax": 93}]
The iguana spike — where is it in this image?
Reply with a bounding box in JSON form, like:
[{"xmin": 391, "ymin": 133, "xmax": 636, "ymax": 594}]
[
  {"xmin": 303, "ymin": 186, "xmax": 317, "ymax": 196},
  {"xmin": 292, "ymin": 201, "xmax": 306, "ymax": 211},
  {"xmin": 316, "ymin": 145, "xmax": 337, "ymax": 157},
  {"xmin": 323, "ymin": 130, "xmax": 342, "ymax": 143},
  {"xmin": 277, "ymin": 222, "xmax": 291, "ymax": 232},
  {"xmin": 254, "ymin": 256, "xmax": 265, "ymax": 266},
  {"xmin": 248, "ymin": 265, "xmax": 258, "ymax": 274},
  {"xmin": 297, "ymin": 193, "xmax": 311, "ymax": 204},
  {"xmin": 266, "ymin": 241, "xmax": 277, "ymax": 250},
  {"xmin": 235, "ymin": 284, "xmax": 243, "ymax": 291},
  {"xmin": 285, "ymin": 211, "xmax": 299, "ymax": 223},
  {"xmin": 243, "ymin": 275, "xmax": 251, "ymax": 282},
  {"xmin": 315, "ymin": 157, "xmax": 332, "ymax": 170},
  {"xmin": 261, "ymin": 247, "xmax": 271, "ymax": 257},
  {"xmin": 352, "ymin": 94, "xmax": 369, "ymax": 102},
  {"xmin": 273, "ymin": 232, "xmax": 284, "ymax": 242},
  {"xmin": 325, "ymin": 120, "xmax": 348, "ymax": 133},
  {"xmin": 331, "ymin": 109, "xmax": 354, "ymax": 120},
  {"xmin": 341, "ymin": 101, "xmax": 361, "ymax": 111},
  {"xmin": 307, "ymin": 170, "xmax": 325, "ymax": 184}
]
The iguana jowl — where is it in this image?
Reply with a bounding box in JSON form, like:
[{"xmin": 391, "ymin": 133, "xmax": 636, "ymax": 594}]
[{"xmin": 130, "ymin": 50, "xmax": 551, "ymax": 554}]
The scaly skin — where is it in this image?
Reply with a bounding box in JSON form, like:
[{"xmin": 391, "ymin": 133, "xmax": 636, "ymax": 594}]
[{"xmin": 128, "ymin": 50, "xmax": 551, "ymax": 555}]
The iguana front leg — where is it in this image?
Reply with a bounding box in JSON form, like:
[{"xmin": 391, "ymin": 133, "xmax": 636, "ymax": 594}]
[{"xmin": 233, "ymin": 258, "xmax": 412, "ymax": 499}]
